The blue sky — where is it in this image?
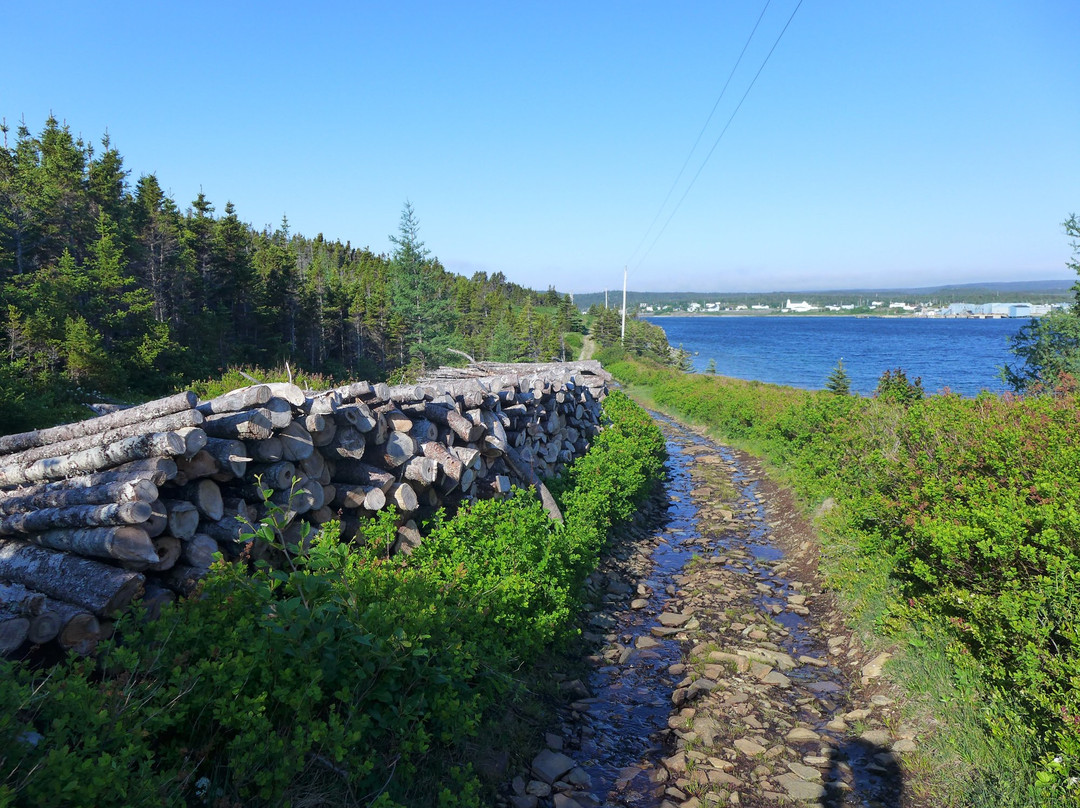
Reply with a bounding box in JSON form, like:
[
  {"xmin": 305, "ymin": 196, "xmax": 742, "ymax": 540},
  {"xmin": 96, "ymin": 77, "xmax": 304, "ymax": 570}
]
[{"xmin": 3, "ymin": 1, "xmax": 1078, "ymax": 294}]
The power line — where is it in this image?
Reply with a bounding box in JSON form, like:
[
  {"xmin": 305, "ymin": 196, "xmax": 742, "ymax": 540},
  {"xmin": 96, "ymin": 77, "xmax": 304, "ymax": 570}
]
[
  {"xmin": 631, "ymin": 0, "xmax": 805, "ymax": 274},
  {"xmin": 625, "ymin": 0, "xmax": 774, "ymax": 270}
]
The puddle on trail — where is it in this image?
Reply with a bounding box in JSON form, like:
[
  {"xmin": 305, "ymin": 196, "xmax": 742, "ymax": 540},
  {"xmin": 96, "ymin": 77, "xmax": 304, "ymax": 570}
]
[{"xmin": 555, "ymin": 413, "xmax": 898, "ymax": 807}]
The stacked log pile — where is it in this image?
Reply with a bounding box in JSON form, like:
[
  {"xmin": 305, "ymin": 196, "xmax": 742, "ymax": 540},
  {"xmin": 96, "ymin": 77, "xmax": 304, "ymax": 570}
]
[{"xmin": 0, "ymin": 360, "xmax": 611, "ymax": 656}]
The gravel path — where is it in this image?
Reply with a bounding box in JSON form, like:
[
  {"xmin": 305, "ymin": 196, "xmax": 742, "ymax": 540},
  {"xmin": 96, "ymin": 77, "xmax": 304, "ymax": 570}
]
[{"xmin": 501, "ymin": 414, "xmax": 918, "ymax": 808}]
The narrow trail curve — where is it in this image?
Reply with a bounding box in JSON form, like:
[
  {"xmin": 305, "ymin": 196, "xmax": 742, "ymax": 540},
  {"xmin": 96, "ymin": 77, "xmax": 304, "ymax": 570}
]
[{"xmin": 503, "ymin": 414, "xmax": 920, "ymax": 808}]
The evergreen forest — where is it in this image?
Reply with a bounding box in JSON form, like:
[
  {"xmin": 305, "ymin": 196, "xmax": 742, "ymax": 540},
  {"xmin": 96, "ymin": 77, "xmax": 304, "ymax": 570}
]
[{"xmin": 0, "ymin": 116, "xmax": 586, "ymax": 432}]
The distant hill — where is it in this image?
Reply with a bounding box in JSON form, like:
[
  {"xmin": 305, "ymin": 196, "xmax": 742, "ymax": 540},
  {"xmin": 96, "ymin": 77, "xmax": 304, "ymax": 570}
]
[{"xmin": 572, "ymin": 280, "xmax": 1075, "ymax": 311}]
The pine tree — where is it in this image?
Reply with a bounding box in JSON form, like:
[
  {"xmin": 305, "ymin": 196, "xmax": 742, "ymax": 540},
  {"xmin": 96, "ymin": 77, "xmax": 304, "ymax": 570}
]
[{"xmin": 826, "ymin": 358, "xmax": 851, "ymax": 395}]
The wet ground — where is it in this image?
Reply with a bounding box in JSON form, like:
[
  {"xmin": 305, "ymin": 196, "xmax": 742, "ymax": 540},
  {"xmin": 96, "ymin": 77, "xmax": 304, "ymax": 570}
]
[{"xmin": 502, "ymin": 414, "xmax": 917, "ymax": 808}]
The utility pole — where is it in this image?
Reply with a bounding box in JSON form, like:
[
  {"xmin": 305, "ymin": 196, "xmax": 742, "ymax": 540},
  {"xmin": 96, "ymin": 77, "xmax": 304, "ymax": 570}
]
[
  {"xmin": 605, "ymin": 289, "xmax": 609, "ymax": 309},
  {"xmin": 621, "ymin": 266, "xmax": 627, "ymax": 344}
]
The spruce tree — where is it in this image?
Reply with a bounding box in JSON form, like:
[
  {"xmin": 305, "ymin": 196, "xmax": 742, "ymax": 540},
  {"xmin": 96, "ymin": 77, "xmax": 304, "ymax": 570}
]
[{"xmin": 826, "ymin": 358, "xmax": 851, "ymax": 395}]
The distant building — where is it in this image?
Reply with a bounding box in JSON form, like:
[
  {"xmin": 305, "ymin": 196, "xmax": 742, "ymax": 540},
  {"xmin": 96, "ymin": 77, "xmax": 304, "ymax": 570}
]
[
  {"xmin": 751, "ymin": 304, "xmax": 770, "ymax": 311},
  {"xmin": 784, "ymin": 299, "xmax": 818, "ymax": 313}
]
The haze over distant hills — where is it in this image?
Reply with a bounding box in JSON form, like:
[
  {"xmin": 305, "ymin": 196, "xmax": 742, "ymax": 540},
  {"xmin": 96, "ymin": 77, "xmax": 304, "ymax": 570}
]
[{"xmin": 573, "ymin": 279, "xmax": 1075, "ymax": 310}]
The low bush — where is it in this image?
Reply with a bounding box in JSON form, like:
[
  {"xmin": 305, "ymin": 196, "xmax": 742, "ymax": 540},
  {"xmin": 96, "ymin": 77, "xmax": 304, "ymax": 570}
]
[{"xmin": 0, "ymin": 391, "xmax": 665, "ymax": 807}]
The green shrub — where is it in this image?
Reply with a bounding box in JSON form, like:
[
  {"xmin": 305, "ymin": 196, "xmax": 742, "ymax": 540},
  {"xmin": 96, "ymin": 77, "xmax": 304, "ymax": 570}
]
[{"xmin": 0, "ymin": 392, "xmax": 665, "ymax": 807}]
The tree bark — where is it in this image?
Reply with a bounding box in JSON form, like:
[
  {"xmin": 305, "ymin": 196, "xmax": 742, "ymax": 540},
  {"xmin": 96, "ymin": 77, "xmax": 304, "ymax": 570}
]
[
  {"xmin": 27, "ymin": 524, "xmax": 158, "ymax": 563},
  {"xmin": 0, "ymin": 431, "xmax": 187, "ymax": 487},
  {"xmin": 502, "ymin": 443, "xmax": 563, "ymax": 523},
  {"xmin": 0, "ymin": 540, "xmax": 145, "ymax": 617},
  {"xmin": 0, "ymin": 391, "xmax": 197, "ymax": 455},
  {"xmin": 330, "ymin": 427, "xmax": 367, "ymax": 460},
  {"xmin": 264, "ymin": 382, "xmax": 305, "ymax": 408},
  {"xmin": 197, "ymin": 385, "xmax": 271, "ymax": 415},
  {"xmin": 334, "ymin": 402, "xmax": 378, "ymax": 432},
  {"xmin": 0, "ymin": 479, "xmax": 157, "ymax": 516},
  {"xmin": 0, "ymin": 501, "xmax": 152, "ymax": 536},
  {"xmin": 0, "ymin": 409, "xmax": 204, "ymax": 468},
  {"xmin": 332, "ymin": 461, "xmax": 394, "ymax": 491},
  {"xmin": 403, "ymin": 456, "xmax": 438, "ymax": 486},
  {"xmin": 202, "ymin": 409, "xmax": 274, "ymax": 441}
]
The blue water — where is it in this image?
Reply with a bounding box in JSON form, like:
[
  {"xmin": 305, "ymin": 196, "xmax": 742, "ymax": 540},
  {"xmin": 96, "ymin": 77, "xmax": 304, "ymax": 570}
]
[{"xmin": 648, "ymin": 316, "xmax": 1023, "ymax": 397}]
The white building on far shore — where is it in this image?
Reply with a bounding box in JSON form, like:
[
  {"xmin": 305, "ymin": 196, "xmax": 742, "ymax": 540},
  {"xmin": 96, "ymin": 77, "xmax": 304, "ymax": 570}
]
[{"xmin": 783, "ymin": 299, "xmax": 818, "ymax": 313}]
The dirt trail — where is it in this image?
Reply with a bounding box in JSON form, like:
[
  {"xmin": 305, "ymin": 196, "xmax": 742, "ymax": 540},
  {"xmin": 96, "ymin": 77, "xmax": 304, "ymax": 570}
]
[{"xmin": 501, "ymin": 414, "xmax": 918, "ymax": 808}]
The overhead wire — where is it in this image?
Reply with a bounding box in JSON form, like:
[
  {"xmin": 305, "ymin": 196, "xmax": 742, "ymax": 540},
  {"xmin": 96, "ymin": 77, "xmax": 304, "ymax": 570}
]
[
  {"xmin": 624, "ymin": 0, "xmax": 774, "ymax": 270},
  {"xmin": 629, "ymin": 0, "xmax": 805, "ymax": 275}
]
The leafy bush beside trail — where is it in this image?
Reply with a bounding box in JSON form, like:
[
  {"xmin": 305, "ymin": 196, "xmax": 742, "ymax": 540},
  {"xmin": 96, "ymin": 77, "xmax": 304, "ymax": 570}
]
[
  {"xmin": 603, "ymin": 349, "xmax": 1080, "ymax": 802},
  {"xmin": 0, "ymin": 390, "xmax": 665, "ymax": 808}
]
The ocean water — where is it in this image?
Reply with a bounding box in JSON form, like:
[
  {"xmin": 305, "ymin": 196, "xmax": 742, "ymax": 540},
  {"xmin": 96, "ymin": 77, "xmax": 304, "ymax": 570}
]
[{"xmin": 647, "ymin": 316, "xmax": 1024, "ymax": 397}]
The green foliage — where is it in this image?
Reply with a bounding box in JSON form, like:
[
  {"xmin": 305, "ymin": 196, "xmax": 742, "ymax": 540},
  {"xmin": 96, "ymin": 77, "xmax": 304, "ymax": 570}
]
[
  {"xmin": 705, "ymin": 358, "xmax": 717, "ymax": 375},
  {"xmin": 586, "ymin": 305, "xmax": 681, "ymax": 367},
  {"xmin": 606, "ymin": 353, "xmax": 1080, "ymax": 799},
  {"xmin": 875, "ymin": 367, "xmax": 924, "ymax": 404},
  {"xmin": 0, "ymin": 117, "xmax": 586, "ymax": 429},
  {"xmin": 825, "ymin": 358, "xmax": 850, "ymax": 395},
  {"xmin": 1002, "ymin": 215, "xmax": 1080, "ymax": 393},
  {"xmin": 0, "ymin": 394, "xmax": 665, "ymax": 807}
]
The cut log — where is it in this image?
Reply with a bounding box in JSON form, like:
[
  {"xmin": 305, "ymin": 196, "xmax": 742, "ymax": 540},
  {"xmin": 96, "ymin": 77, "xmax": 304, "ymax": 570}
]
[
  {"xmin": 403, "ymin": 456, "xmax": 438, "ymax": 486},
  {"xmin": 310, "ymin": 419, "xmax": 337, "ymax": 447},
  {"xmin": 308, "ymin": 505, "xmax": 334, "ymax": 525},
  {"xmin": 0, "ymin": 409, "xmax": 204, "ymax": 468},
  {"xmin": 148, "ymin": 536, "xmax": 182, "ymax": 572},
  {"xmin": 62, "ymin": 457, "xmax": 179, "ymax": 487},
  {"xmin": 181, "ymin": 533, "xmax": 220, "ymax": 569},
  {"xmin": 0, "ymin": 391, "xmax": 197, "ymax": 455},
  {"xmin": 0, "ymin": 478, "xmax": 157, "ymax": 516},
  {"xmin": 424, "ymin": 403, "xmax": 485, "ymax": 442},
  {"xmin": 264, "ymin": 397, "xmax": 294, "ymax": 429},
  {"xmin": 200, "ymin": 516, "xmax": 254, "ymax": 547},
  {"xmin": 302, "ymin": 412, "xmax": 325, "ymax": 434},
  {"xmin": 26, "ymin": 609, "xmax": 61, "ymax": 644},
  {"xmin": 380, "ymin": 432, "xmax": 417, "ymax": 468},
  {"xmin": 144, "ymin": 500, "xmax": 167, "ymax": 538},
  {"xmin": 334, "ymin": 403, "xmax": 378, "ymax": 432},
  {"xmin": 0, "ymin": 501, "xmax": 152, "ymax": 536},
  {"xmin": 419, "ymin": 440, "xmax": 464, "ymax": 483},
  {"xmin": 197, "ymin": 385, "xmax": 271, "ymax": 415},
  {"xmin": 247, "ymin": 461, "xmax": 297, "ymax": 491},
  {"xmin": 179, "ymin": 479, "xmax": 224, "ymax": 521},
  {"xmin": 202, "ymin": 409, "xmax": 274, "ymax": 441},
  {"xmin": 0, "ymin": 582, "xmax": 45, "ymax": 618},
  {"xmin": 304, "ymin": 391, "xmax": 340, "ymax": 416},
  {"xmin": 0, "ymin": 431, "xmax": 187, "ymax": 488},
  {"xmin": 28, "ymin": 524, "xmax": 158, "ymax": 563},
  {"xmin": 159, "ymin": 563, "xmax": 209, "ymax": 597},
  {"xmin": 392, "ymin": 520, "xmax": 423, "ymax": 556},
  {"xmin": 389, "ymin": 482, "xmax": 418, "ymax": 513},
  {"xmin": 174, "ymin": 449, "xmax": 220, "ymax": 484},
  {"xmin": 278, "ymin": 421, "xmax": 314, "ymax": 461},
  {"xmin": 330, "ymin": 427, "xmax": 367, "ymax": 460},
  {"xmin": 162, "ymin": 500, "xmax": 199, "ymax": 540},
  {"xmin": 177, "ymin": 426, "xmax": 208, "ymax": 458},
  {"xmin": 137, "ymin": 582, "xmax": 175, "ymax": 620},
  {"xmin": 409, "ymin": 419, "xmax": 438, "ymax": 442},
  {"xmin": 382, "ymin": 409, "xmax": 414, "ymax": 433},
  {"xmin": 202, "ymin": 438, "xmax": 250, "ymax": 478},
  {"xmin": 502, "ymin": 443, "xmax": 563, "ymax": 523},
  {"xmin": 0, "ymin": 616, "xmax": 29, "ymax": 654},
  {"xmin": 298, "ymin": 450, "xmax": 325, "ymax": 483},
  {"xmin": 452, "ymin": 445, "xmax": 482, "ymax": 471},
  {"xmin": 264, "ymin": 382, "xmax": 306, "ymax": 408},
  {"xmin": 246, "ymin": 436, "xmax": 284, "ymax": 462},
  {"xmin": 332, "ymin": 460, "xmax": 396, "ymax": 491},
  {"xmin": 0, "ymin": 540, "xmax": 144, "ymax": 617},
  {"xmin": 332, "ymin": 483, "xmax": 373, "ymax": 509}
]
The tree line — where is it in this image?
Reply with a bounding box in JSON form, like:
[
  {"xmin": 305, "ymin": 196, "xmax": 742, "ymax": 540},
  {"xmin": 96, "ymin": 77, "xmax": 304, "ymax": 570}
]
[{"xmin": 0, "ymin": 116, "xmax": 583, "ymax": 431}]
